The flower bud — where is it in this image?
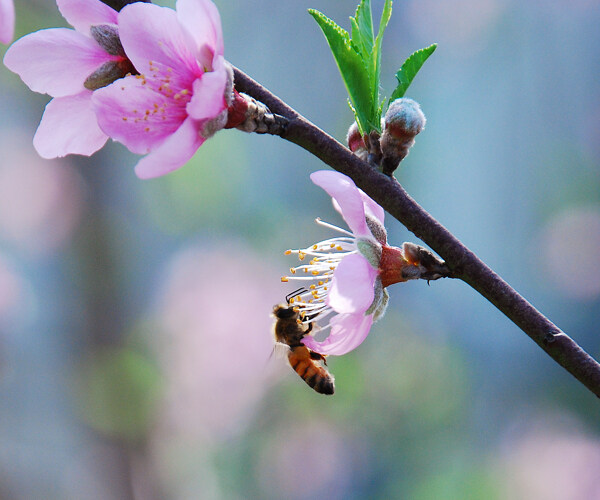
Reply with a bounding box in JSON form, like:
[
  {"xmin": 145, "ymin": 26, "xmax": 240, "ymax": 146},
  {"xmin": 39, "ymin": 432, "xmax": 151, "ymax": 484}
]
[
  {"xmin": 380, "ymin": 98, "xmax": 426, "ymax": 175},
  {"xmin": 346, "ymin": 122, "xmax": 368, "ymax": 161}
]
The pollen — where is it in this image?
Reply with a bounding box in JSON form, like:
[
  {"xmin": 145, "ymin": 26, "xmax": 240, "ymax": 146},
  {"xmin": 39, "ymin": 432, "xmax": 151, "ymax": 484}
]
[
  {"xmin": 281, "ymin": 277, "xmax": 289, "ymax": 282},
  {"xmin": 290, "ymin": 268, "xmax": 296, "ymax": 274},
  {"xmin": 309, "ymin": 284, "xmax": 316, "ymax": 290},
  {"xmin": 122, "ymin": 117, "xmax": 127, "ymax": 121},
  {"xmin": 312, "ymin": 270, "xmax": 319, "ymax": 275},
  {"xmin": 284, "ymin": 250, "xmax": 292, "ymax": 255},
  {"xmin": 313, "ymin": 244, "xmax": 318, "ymax": 250},
  {"xmin": 298, "ymin": 251, "xmax": 306, "ymax": 261}
]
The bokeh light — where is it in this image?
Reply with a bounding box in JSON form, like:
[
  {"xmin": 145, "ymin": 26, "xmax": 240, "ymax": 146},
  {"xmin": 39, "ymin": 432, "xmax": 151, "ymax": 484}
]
[
  {"xmin": 539, "ymin": 205, "xmax": 600, "ymax": 300},
  {"xmin": 497, "ymin": 412, "xmax": 600, "ymax": 500},
  {"xmin": 0, "ymin": 132, "xmax": 85, "ymax": 257}
]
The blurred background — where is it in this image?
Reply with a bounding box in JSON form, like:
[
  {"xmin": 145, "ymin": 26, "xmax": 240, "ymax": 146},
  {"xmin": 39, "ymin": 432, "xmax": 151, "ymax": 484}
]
[{"xmin": 1, "ymin": 0, "xmax": 600, "ymax": 498}]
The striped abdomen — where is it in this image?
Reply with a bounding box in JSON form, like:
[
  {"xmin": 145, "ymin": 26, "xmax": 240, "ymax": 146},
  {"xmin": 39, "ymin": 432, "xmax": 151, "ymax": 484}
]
[{"xmin": 288, "ymin": 345, "xmax": 335, "ymax": 395}]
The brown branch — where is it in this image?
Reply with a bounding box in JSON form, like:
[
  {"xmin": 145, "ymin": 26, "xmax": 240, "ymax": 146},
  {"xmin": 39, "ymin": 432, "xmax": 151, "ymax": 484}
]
[{"xmin": 232, "ymin": 66, "xmax": 600, "ymax": 399}]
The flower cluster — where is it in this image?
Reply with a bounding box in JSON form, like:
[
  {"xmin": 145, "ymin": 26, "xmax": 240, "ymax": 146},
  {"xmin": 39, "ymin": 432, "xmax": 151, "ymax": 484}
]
[
  {"xmin": 281, "ymin": 170, "xmax": 448, "ymax": 356},
  {"xmin": 3, "ymin": 0, "xmax": 232, "ymax": 178}
]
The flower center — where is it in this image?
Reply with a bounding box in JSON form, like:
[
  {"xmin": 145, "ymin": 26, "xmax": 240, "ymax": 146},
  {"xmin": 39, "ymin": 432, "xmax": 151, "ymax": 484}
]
[
  {"xmin": 119, "ymin": 61, "xmax": 193, "ymax": 135},
  {"xmin": 281, "ymin": 218, "xmax": 357, "ymax": 325}
]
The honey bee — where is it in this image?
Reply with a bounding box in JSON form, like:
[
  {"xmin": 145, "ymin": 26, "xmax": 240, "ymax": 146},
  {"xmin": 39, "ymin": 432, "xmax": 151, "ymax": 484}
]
[{"xmin": 272, "ymin": 290, "xmax": 335, "ymax": 395}]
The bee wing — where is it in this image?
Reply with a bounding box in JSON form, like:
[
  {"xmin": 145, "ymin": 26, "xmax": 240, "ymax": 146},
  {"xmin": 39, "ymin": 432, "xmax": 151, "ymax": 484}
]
[{"xmin": 271, "ymin": 341, "xmax": 291, "ymax": 360}]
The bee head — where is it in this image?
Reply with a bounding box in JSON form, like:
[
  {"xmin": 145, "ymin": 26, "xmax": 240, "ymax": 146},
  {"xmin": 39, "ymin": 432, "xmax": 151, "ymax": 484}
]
[{"xmin": 273, "ymin": 304, "xmax": 297, "ymax": 319}]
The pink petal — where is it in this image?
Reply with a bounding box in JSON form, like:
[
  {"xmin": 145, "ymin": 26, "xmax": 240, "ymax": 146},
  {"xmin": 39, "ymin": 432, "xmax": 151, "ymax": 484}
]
[
  {"xmin": 33, "ymin": 92, "xmax": 108, "ymax": 158},
  {"xmin": 118, "ymin": 2, "xmax": 199, "ymax": 88},
  {"xmin": 186, "ymin": 55, "xmax": 227, "ymax": 121},
  {"xmin": 93, "ymin": 75, "xmax": 187, "ymax": 155},
  {"xmin": 176, "ymin": 0, "xmax": 224, "ymax": 61},
  {"xmin": 134, "ymin": 116, "xmax": 204, "ymax": 179},
  {"xmin": 0, "ymin": 0, "xmax": 15, "ymax": 44},
  {"xmin": 310, "ymin": 170, "xmax": 369, "ymax": 237},
  {"xmin": 359, "ymin": 189, "xmax": 385, "ymax": 225},
  {"xmin": 326, "ymin": 253, "xmax": 377, "ymax": 314},
  {"xmin": 303, "ymin": 312, "xmax": 374, "ymax": 356},
  {"xmin": 3, "ymin": 28, "xmax": 113, "ymax": 97},
  {"xmin": 57, "ymin": 0, "xmax": 118, "ymax": 33}
]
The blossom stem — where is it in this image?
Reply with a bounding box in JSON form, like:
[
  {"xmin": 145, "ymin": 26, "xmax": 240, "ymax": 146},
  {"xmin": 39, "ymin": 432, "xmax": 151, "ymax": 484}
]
[{"xmin": 232, "ymin": 65, "xmax": 600, "ymax": 399}]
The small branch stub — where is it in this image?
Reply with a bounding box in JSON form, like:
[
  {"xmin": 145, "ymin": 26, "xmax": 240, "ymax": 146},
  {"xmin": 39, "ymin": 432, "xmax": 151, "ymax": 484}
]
[{"xmin": 225, "ymin": 90, "xmax": 289, "ymax": 135}]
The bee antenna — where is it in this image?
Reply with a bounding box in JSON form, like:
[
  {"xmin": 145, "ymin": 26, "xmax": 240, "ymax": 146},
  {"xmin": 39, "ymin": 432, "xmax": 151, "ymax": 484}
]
[{"xmin": 286, "ymin": 287, "xmax": 307, "ymax": 303}]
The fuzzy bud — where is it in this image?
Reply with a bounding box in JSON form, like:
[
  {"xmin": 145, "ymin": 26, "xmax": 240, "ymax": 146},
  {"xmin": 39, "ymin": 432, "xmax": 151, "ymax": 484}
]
[
  {"xmin": 346, "ymin": 122, "xmax": 368, "ymax": 161},
  {"xmin": 380, "ymin": 98, "xmax": 426, "ymax": 175},
  {"xmin": 357, "ymin": 238, "xmax": 382, "ymax": 268},
  {"xmin": 365, "ymin": 214, "xmax": 387, "ymax": 245},
  {"xmin": 84, "ymin": 25, "xmax": 136, "ymax": 90},
  {"xmin": 90, "ymin": 25, "xmax": 126, "ymax": 56},
  {"xmin": 84, "ymin": 60, "xmax": 135, "ymax": 90}
]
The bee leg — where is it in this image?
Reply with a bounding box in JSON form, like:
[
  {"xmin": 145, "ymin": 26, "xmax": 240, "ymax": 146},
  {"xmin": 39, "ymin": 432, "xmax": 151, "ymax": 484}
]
[{"xmin": 309, "ymin": 350, "xmax": 327, "ymax": 365}]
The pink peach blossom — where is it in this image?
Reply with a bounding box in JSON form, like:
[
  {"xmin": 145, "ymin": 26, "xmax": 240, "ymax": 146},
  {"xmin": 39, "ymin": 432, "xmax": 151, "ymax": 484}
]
[
  {"xmin": 282, "ymin": 171, "xmax": 447, "ymax": 355},
  {"xmin": 3, "ymin": 0, "xmax": 126, "ymax": 158},
  {"xmin": 281, "ymin": 170, "xmax": 390, "ymax": 356},
  {"xmin": 92, "ymin": 0, "xmax": 231, "ymax": 179},
  {"xmin": 0, "ymin": 0, "xmax": 14, "ymax": 44}
]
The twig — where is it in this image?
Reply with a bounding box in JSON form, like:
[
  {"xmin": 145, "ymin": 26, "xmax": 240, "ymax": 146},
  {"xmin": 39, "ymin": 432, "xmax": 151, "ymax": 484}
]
[{"xmin": 232, "ymin": 66, "xmax": 600, "ymax": 399}]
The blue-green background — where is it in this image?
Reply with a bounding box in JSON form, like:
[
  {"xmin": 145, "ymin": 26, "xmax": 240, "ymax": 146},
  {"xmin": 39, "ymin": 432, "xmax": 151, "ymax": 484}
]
[{"xmin": 1, "ymin": 0, "xmax": 599, "ymax": 498}]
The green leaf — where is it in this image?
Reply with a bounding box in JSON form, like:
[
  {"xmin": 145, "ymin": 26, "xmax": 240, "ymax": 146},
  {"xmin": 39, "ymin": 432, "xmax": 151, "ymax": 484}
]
[
  {"xmin": 373, "ymin": 0, "xmax": 392, "ymax": 113},
  {"xmin": 390, "ymin": 43, "xmax": 437, "ymax": 102},
  {"xmin": 351, "ymin": 0, "xmax": 374, "ymax": 66},
  {"xmin": 309, "ymin": 8, "xmax": 377, "ymax": 133},
  {"xmin": 310, "ymin": 1, "xmax": 396, "ymax": 135}
]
